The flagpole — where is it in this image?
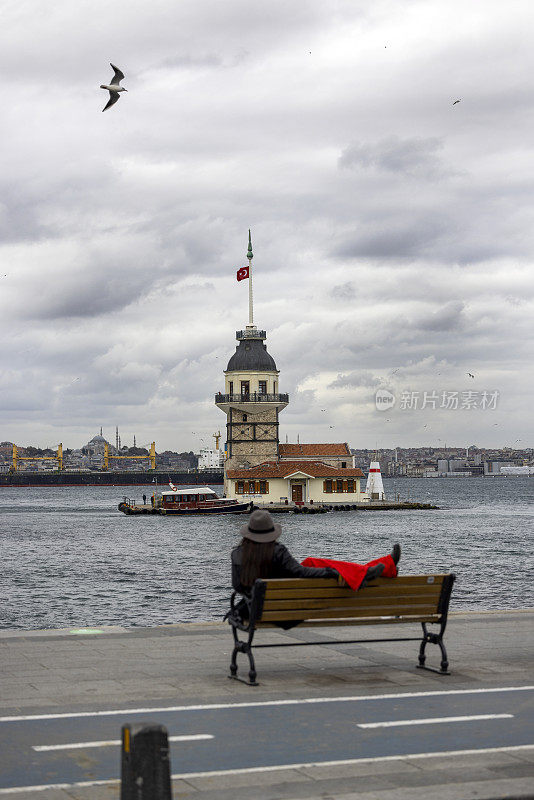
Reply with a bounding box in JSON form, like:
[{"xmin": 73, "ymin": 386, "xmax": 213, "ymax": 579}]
[{"xmin": 247, "ymin": 229, "xmax": 253, "ymax": 326}]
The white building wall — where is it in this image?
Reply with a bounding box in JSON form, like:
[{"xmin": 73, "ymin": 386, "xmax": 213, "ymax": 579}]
[{"xmin": 227, "ymin": 475, "xmax": 367, "ymax": 503}]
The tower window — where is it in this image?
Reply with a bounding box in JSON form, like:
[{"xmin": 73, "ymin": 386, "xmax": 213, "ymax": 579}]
[
  {"xmin": 229, "ymin": 381, "xmax": 233, "ymax": 394},
  {"xmin": 258, "ymin": 380, "xmax": 267, "ymax": 394},
  {"xmin": 241, "ymin": 381, "xmax": 250, "ymax": 395},
  {"xmin": 243, "ymin": 414, "xmax": 247, "ymax": 421}
]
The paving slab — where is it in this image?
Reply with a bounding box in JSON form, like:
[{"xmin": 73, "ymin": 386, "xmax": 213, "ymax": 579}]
[{"xmin": 0, "ymin": 609, "xmax": 533, "ymax": 800}]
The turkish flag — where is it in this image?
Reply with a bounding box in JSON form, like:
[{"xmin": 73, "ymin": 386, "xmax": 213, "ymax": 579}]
[{"xmin": 236, "ymin": 266, "xmax": 249, "ymax": 281}]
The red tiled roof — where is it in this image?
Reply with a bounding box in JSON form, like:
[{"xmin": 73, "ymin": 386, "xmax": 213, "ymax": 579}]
[
  {"xmin": 279, "ymin": 443, "xmax": 351, "ymax": 458},
  {"xmin": 226, "ymin": 460, "xmax": 364, "ymax": 479}
]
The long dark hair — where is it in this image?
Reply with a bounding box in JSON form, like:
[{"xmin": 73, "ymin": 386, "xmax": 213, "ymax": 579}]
[{"xmin": 240, "ymin": 537, "xmax": 276, "ymax": 588}]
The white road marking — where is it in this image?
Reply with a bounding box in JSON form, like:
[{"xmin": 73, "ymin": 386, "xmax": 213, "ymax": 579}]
[
  {"xmin": 1, "ymin": 685, "xmax": 532, "ymax": 723},
  {"xmin": 33, "ymin": 733, "xmax": 213, "ymax": 752},
  {"xmin": 358, "ymin": 713, "xmax": 513, "ymax": 729},
  {"xmin": 0, "ymin": 744, "xmax": 533, "ymax": 794}
]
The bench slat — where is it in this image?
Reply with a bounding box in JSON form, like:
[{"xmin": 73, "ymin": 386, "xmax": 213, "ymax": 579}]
[
  {"xmin": 264, "ymin": 584, "xmax": 442, "ymax": 601},
  {"xmin": 256, "ymin": 614, "xmax": 441, "ymax": 628},
  {"xmin": 262, "ymin": 594, "xmax": 440, "ymax": 612},
  {"xmin": 260, "ymin": 602, "xmax": 441, "ymax": 622},
  {"xmin": 261, "ymin": 575, "xmax": 446, "ymax": 590}
]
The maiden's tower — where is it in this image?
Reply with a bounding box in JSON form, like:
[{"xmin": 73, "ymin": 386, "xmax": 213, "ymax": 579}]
[
  {"xmin": 215, "ymin": 232, "xmax": 289, "ymax": 473},
  {"xmin": 215, "ymin": 233, "xmax": 366, "ymax": 505}
]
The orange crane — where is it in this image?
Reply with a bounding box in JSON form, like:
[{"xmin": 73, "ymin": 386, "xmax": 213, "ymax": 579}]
[
  {"xmin": 103, "ymin": 442, "xmax": 156, "ymax": 470},
  {"xmin": 12, "ymin": 443, "xmax": 63, "ymax": 471}
]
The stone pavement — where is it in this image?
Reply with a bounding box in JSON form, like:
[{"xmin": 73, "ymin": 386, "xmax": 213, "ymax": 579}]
[{"xmin": 1, "ymin": 609, "xmax": 533, "ymax": 799}]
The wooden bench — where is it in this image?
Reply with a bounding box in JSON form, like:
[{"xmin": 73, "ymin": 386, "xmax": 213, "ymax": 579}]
[{"xmin": 226, "ymin": 573, "xmax": 456, "ymax": 685}]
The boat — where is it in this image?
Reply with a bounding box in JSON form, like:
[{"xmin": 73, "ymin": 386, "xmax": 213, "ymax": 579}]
[{"xmin": 118, "ymin": 486, "xmax": 253, "ymax": 516}]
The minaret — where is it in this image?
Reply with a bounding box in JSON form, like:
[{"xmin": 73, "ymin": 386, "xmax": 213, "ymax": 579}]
[{"xmin": 215, "ymin": 232, "xmax": 288, "ymax": 483}]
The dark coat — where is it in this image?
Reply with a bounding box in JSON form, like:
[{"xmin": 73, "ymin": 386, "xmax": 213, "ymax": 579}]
[{"xmin": 231, "ymin": 541, "xmax": 337, "ymax": 596}]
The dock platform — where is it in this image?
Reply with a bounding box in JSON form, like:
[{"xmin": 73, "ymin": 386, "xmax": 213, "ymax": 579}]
[
  {"xmin": 1, "ymin": 609, "xmax": 533, "ymax": 799},
  {"xmin": 120, "ymin": 501, "xmax": 439, "ymax": 515}
]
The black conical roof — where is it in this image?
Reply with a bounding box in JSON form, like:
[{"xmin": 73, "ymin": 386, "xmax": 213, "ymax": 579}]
[{"xmin": 226, "ymin": 338, "xmax": 278, "ymax": 372}]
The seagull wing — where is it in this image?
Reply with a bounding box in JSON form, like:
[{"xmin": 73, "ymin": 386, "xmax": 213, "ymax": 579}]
[
  {"xmin": 102, "ymin": 91, "xmax": 120, "ymax": 112},
  {"xmin": 110, "ymin": 63, "xmax": 125, "ymax": 84}
]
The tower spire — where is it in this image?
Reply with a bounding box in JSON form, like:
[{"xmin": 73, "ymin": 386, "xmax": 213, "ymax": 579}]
[{"xmin": 247, "ymin": 229, "xmax": 254, "ymax": 327}]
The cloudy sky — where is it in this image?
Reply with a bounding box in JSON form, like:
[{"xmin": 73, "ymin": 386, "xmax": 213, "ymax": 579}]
[{"xmin": 1, "ymin": 0, "xmax": 533, "ymax": 452}]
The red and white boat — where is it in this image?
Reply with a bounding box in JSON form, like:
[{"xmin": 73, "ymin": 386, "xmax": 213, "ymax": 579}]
[
  {"xmin": 159, "ymin": 486, "xmax": 252, "ymax": 515},
  {"xmin": 119, "ymin": 485, "xmax": 252, "ymax": 515}
]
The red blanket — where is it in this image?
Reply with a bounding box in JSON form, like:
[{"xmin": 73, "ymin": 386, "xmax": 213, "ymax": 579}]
[{"xmin": 301, "ymin": 554, "xmax": 397, "ymax": 590}]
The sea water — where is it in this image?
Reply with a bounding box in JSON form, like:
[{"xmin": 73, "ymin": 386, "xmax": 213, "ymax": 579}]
[{"xmin": 1, "ymin": 477, "xmax": 532, "ymax": 630}]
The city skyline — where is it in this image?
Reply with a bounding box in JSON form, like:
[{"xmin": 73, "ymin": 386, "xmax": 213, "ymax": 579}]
[{"xmin": 1, "ymin": 1, "xmax": 533, "ymax": 450}]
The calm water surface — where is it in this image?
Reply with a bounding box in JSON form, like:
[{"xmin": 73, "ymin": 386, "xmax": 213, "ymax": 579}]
[{"xmin": 1, "ymin": 478, "xmax": 533, "ymax": 629}]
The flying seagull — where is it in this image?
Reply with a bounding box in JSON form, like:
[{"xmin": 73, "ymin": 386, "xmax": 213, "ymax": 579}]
[
  {"xmin": 467, "ymin": 372, "xmax": 475, "ymax": 379},
  {"xmin": 452, "ymin": 99, "xmax": 461, "ymax": 105},
  {"xmin": 100, "ymin": 63, "xmax": 127, "ymax": 112}
]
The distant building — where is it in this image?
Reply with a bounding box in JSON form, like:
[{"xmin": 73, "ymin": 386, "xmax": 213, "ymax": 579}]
[{"xmin": 198, "ymin": 447, "xmax": 224, "ymax": 471}]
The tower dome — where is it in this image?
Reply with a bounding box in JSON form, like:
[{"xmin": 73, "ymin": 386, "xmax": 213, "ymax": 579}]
[{"xmin": 226, "ymin": 333, "xmax": 277, "ymax": 372}]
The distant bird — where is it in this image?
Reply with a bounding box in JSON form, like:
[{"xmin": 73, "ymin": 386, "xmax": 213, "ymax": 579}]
[
  {"xmin": 100, "ymin": 63, "xmax": 127, "ymax": 112},
  {"xmin": 329, "ymin": 425, "xmax": 335, "ymax": 428},
  {"xmin": 453, "ymin": 99, "xmax": 461, "ymax": 105},
  {"xmin": 321, "ymin": 409, "xmax": 327, "ymax": 412},
  {"xmin": 467, "ymin": 372, "xmax": 475, "ymax": 379}
]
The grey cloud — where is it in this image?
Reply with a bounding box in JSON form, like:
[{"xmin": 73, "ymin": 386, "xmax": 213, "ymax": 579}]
[
  {"xmin": 415, "ymin": 301, "xmax": 465, "ymax": 332},
  {"xmin": 0, "ymin": 0, "xmax": 533, "ymax": 449},
  {"xmin": 330, "ymin": 282, "xmax": 356, "ymax": 300},
  {"xmin": 328, "ymin": 371, "xmax": 381, "ymax": 390},
  {"xmin": 339, "ymin": 136, "xmax": 455, "ymax": 180}
]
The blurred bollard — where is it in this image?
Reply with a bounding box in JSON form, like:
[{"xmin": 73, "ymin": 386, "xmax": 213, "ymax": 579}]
[{"xmin": 121, "ymin": 723, "xmax": 172, "ymax": 800}]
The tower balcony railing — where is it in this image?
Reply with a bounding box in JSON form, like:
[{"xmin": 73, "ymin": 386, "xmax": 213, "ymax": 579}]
[
  {"xmin": 236, "ymin": 329, "xmax": 266, "ymax": 340},
  {"xmin": 215, "ymin": 392, "xmax": 289, "ymax": 404}
]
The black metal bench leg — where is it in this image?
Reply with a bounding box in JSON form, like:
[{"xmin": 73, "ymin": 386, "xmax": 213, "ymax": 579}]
[
  {"xmin": 417, "ymin": 622, "xmax": 450, "ymax": 675},
  {"xmin": 229, "ymin": 626, "xmax": 239, "ymax": 677},
  {"xmin": 246, "ymin": 646, "xmax": 258, "ymax": 686},
  {"xmin": 228, "ymin": 626, "xmax": 259, "ymax": 686}
]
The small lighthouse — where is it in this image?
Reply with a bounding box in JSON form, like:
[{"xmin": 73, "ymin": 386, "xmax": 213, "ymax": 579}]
[{"xmin": 366, "ymin": 460, "xmax": 386, "ymax": 500}]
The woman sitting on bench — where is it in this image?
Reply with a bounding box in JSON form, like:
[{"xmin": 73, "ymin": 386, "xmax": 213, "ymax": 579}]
[{"xmin": 232, "ymin": 509, "xmax": 401, "ymax": 598}]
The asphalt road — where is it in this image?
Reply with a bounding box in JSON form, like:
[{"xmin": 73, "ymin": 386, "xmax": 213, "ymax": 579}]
[{"xmin": 1, "ymin": 685, "xmax": 533, "ymax": 793}]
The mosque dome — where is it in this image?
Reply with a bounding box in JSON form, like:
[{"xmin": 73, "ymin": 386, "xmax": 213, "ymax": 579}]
[
  {"xmin": 226, "ymin": 338, "xmax": 277, "ymax": 372},
  {"xmin": 88, "ymin": 435, "xmax": 107, "ymax": 446}
]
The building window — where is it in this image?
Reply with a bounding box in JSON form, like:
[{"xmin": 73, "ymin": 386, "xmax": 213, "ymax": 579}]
[
  {"xmin": 229, "ymin": 381, "xmax": 233, "ymax": 394},
  {"xmin": 243, "ymin": 414, "xmax": 247, "ymax": 421},
  {"xmin": 347, "ymin": 479, "xmax": 354, "ymax": 492},
  {"xmin": 341, "ymin": 461, "xmax": 347, "ymax": 468},
  {"xmin": 336, "ymin": 480, "xmax": 344, "ymax": 493},
  {"xmin": 236, "ymin": 481, "xmax": 244, "ymax": 494},
  {"xmin": 259, "ymin": 480, "xmax": 268, "ymax": 493},
  {"xmin": 259, "ymin": 380, "xmax": 267, "ymax": 394},
  {"xmin": 324, "ymin": 480, "xmax": 332, "ymax": 493},
  {"xmin": 241, "ymin": 381, "xmax": 249, "ymax": 395}
]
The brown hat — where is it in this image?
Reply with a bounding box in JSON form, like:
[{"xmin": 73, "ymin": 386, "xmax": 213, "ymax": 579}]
[{"xmin": 239, "ymin": 509, "xmax": 282, "ymax": 543}]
